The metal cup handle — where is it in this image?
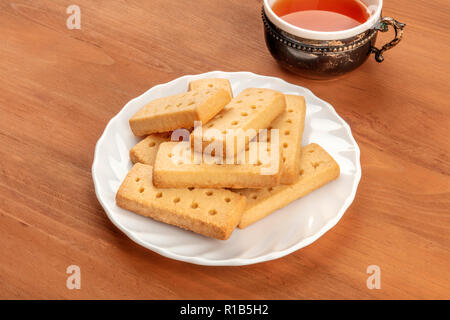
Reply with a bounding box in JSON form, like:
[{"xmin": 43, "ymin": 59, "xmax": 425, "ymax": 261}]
[{"xmin": 371, "ymin": 17, "xmax": 406, "ymax": 63}]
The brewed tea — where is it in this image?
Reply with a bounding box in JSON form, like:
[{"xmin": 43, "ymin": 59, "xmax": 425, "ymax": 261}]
[{"xmin": 272, "ymin": 0, "xmax": 370, "ymax": 32}]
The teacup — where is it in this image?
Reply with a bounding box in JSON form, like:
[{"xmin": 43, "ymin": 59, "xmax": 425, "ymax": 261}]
[{"xmin": 262, "ymin": 0, "xmax": 405, "ymax": 79}]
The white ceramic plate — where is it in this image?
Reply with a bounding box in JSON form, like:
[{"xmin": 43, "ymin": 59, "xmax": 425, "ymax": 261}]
[{"xmin": 92, "ymin": 71, "xmax": 361, "ymax": 266}]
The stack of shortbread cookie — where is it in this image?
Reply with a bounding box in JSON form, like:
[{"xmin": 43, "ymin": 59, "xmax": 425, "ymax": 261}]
[{"xmin": 116, "ymin": 78, "xmax": 340, "ymax": 240}]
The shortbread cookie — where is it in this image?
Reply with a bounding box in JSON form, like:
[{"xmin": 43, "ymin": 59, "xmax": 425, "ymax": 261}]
[
  {"xmin": 129, "ymin": 88, "xmax": 231, "ymax": 136},
  {"xmin": 237, "ymin": 143, "xmax": 340, "ymax": 229},
  {"xmin": 153, "ymin": 141, "xmax": 281, "ymax": 189},
  {"xmin": 130, "ymin": 134, "xmax": 170, "ymax": 165},
  {"xmin": 268, "ymin": 95, "xmax": 306, "ymax": 184},
  {"xmin": 190, "ymin": 88, "xmax": 286, "ymax": 156},
  {"xmin": 116, "ymin": 163, "xmax": 246, "ymax": 240},
  {"xmin": 188, "ymin": 78, "xmax": 233, "ymax": 97}
]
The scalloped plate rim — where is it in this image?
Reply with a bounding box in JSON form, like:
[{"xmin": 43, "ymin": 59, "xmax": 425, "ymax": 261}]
[{"xmin": 92, "ymin": 71, "xmax": 361, "ymax": 266}]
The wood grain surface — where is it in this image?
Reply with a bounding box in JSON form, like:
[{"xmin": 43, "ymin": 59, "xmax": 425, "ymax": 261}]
[{"xmin": 0, "ymin": 0, "xmax": 449, "ymax": 299}]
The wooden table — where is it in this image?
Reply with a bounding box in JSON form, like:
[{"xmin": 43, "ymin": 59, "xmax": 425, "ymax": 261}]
[{"xmin": 1, "ymin": 0, "xmax": 449, "ymax": 299}]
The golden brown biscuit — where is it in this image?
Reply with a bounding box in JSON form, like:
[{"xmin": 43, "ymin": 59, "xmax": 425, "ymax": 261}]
[
  {"xmin": 268, "ymin": 95, "xmax": 306, "ymax": 184},
  {"xmin": 237, "ymin": 143, "xmax": 340, "ymax": 228},
  {"xmin": 129, "ymin": 88, "xmax": 231, "ymax": 136},
  {"xmin": 130, "ymin": 134, "xmax": 170, "ymax": 165},
  {"xmin": 188, "ymin": 78, "xmax": 233, "ymax": 97},
  {"xmin": 116, "ymin": 163, "xmax": 246, "ymax": 240},
  {"xmin": 190, "ymin": 88, "xmax": 286, "ymax": 157},
  {"xmin": 153, "ymin": 141, "xmax": 281, "ymax": 189}
]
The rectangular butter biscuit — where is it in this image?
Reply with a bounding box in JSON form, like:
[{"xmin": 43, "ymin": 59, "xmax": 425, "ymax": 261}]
[
  {"xmin": 153, "ymin": 141, "xmax": 281, "ymax": 189},
  {"xmin": 116, "ymin": 163, "xmax": 246, "ymax": 240},
  {"xmin": 129, "ymin": 88, "xmax": 231, "ymax": 136},
  {"xmin": 190, "ymin": 88, "xmax": 286, "ymax": 157},
  {"xmin": 268, "ymin": 95, "xmax": 306, "ymax": 184},
  {"xmin": 188, "ymin": 78, "xmax": 233, "ymax": 98},
  {"xmin": 237, "ymin": 143, "xmax": 340, "ymax": 229},
  {"xmin": 130, "ymin": 134, "xmax": 171, "ymax": 165}
]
